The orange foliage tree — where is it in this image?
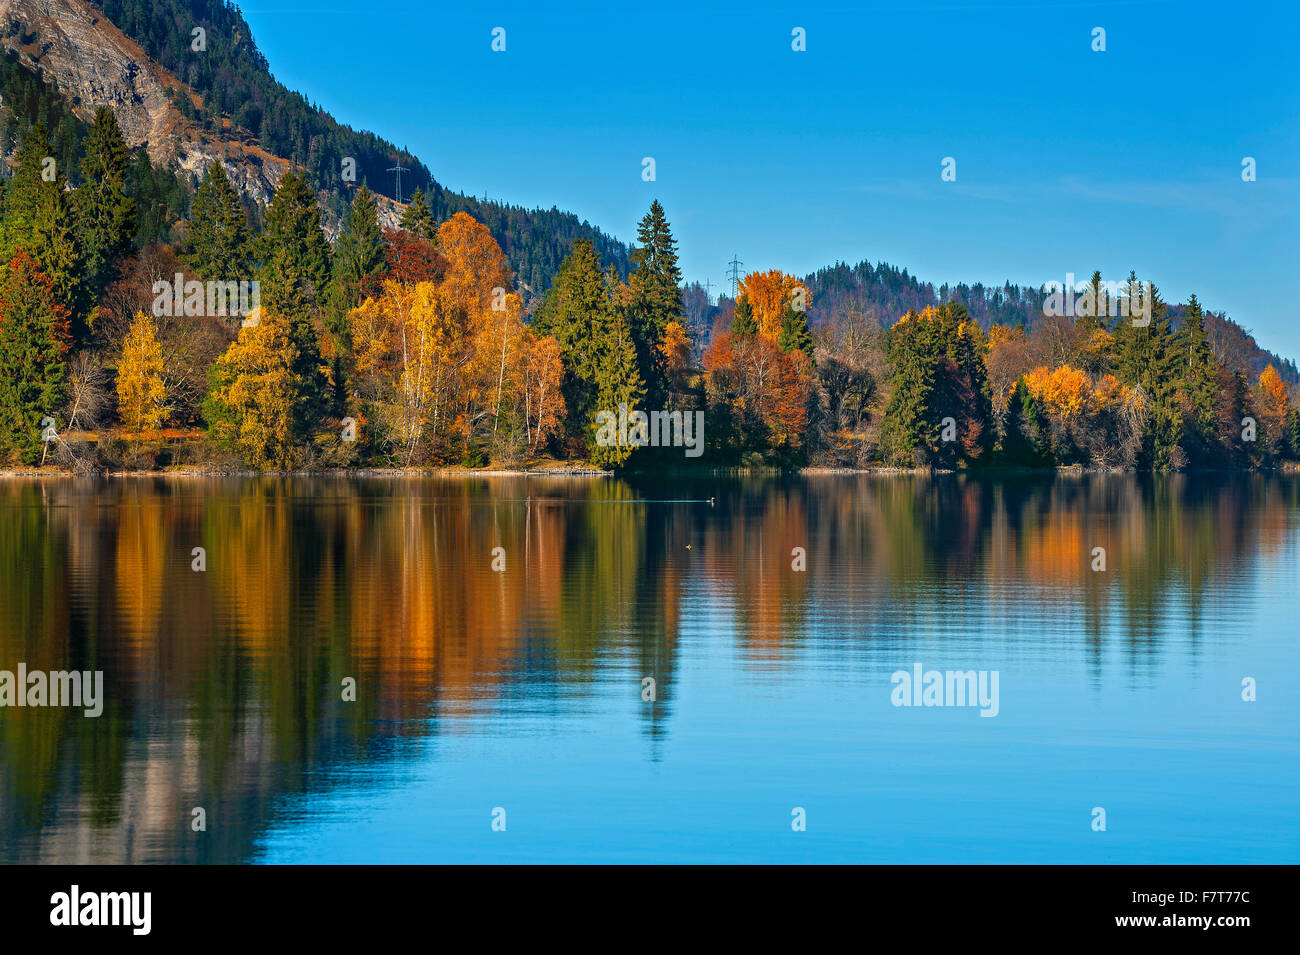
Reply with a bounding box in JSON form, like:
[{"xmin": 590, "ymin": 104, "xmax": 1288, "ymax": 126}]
[
  {"xmin": 737, "ymin": 270, "xmax": 806, "ymax": 339},
  {"xmin": 346, "ymin": 213, "xmax": 565, "ymax": 464}
]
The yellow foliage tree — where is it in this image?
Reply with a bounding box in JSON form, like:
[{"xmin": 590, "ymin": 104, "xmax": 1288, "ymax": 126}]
[
  {"xmin": 521, "ymin": 333, "xmax": 565, "ymax": 449},
  {"xmin": 206, "ymin": 310, "xmax": 301, "ymax": 469},
  {"xmin": 116, "ymin": 310, "xmax": 168, "ymax": 435}
]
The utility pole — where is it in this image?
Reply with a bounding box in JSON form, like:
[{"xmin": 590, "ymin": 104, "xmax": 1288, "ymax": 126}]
[{"xmin": 387, "ymin": 163, "xmax": 409, "ymax": 204}]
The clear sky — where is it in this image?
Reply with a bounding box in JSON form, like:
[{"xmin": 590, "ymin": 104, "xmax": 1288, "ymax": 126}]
[{"xmin": 238, "ymin": 0, "xmax": 1299, "ymax": 358}]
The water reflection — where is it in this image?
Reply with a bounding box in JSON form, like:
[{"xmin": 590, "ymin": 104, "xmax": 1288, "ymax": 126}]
[{"xmin": 0, "ymin": 473, "xmax": 1296, "ymax": 862}]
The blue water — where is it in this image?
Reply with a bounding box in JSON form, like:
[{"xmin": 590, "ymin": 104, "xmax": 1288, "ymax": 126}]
[{"xmin": 1, "ymin": 473, "xmax": 1296, "ymax": 863}]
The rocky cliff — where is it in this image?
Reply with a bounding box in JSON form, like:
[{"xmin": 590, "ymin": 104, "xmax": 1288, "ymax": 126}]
[{"xmin": 0, "ymin": 0, "xmax": 288, "ymax": 205}]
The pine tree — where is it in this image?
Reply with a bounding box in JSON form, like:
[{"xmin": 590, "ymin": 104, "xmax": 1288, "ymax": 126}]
[
  {"xmin": 183, "ymin": 160, "xmax": 251, "ymax": 280},
  {"xmin": 0, "ymin": 122, "xmax": 56, "ymax": 261},
  {"xmin": 778, "ymin": 302, "xmax": 814, "ymax": 360},
  {"xmin": 400, "ymin": 186, "xmax": 435, "ymax": 241},
  {"xmin": 76, "ymin": 107, "xmax": 135, "ymax": 291},
  {"xmin": 258, "ymin": 168, "xmax": 331, "ymax": 320},
  {"xmin": 327, "ymin": 185, "xmax": 387, "ymax": 409},
  {"xmin": 1175, "ymin": 293, "xmax": 1218, "ymax": 460},
  {"xmin": 330, "ymin": 185, "xmax": 386, "ymax": 306},
  {"xmin": 731, "ymin": 298, "xmax": 758, "ymax": 337},
  {"xmin": 626, "ymin": 200, "xmax": 683, "ymax": 405},
  {"xmin": 533, "ymin": 238, "xmax": 613, "ymax": 422},
  {"xmin": 590, "ymin": 308, "xmax": 646, "ymax": 468},
  {"xmin": 256, "ymin": 168, "xmax": 331, "ymax": 430},
  {"xmin": 116, "ymin": 310, "xmax": 168, "ymax": 433},
  {"xmin": 0, "ymin": 252, "xmax": 71, "ymax": 464},
  {"xmin": 29, "ymin": 179, "xmax": 86, "ymax": 338}
]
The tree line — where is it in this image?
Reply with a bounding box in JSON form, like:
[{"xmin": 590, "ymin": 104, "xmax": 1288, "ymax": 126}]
[{"xmin": 0, "ymin": 101, "xmax": 1296, "ymax": 472}]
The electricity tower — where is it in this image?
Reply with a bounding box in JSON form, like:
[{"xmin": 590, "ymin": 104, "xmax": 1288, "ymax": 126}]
[
  {"xmin": 725, "ymin": 254, "xmax": 744, "ymax": 299},
  {"xmin": 387, "ymin": 163, "xmax": 409, "ymax": 204}
]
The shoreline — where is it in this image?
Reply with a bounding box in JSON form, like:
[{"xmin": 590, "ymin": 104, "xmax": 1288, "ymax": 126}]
[{"xmin": 2, "ymin": 463, "xmax": 1297, "ymax": 479}]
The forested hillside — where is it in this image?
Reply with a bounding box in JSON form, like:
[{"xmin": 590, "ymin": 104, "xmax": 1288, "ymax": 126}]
[
  {"xmin": 799, "ymin": 258, "xmax": 1297, "ymax": 386},
  {"xmin": 92, "ymin": 0, "xmax": 631, "ymax": 298}
]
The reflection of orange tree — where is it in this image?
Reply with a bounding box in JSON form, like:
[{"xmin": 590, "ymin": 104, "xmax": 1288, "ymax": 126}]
[
  {"xmin": 3, "ymin": 475, "xmax": 1298, "ymax": 861},
  {"xmin": 698, "ymin": 477, "xmax": 812, "ymax": 661}
]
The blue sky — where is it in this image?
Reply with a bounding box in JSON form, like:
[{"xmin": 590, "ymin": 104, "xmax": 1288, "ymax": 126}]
[{"xmin": 239, "ymin": 0, "xmax": 1299, "ymax": 358}]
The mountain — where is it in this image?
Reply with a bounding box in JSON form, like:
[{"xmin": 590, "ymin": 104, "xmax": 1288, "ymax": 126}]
[
  {"xmin": 0, "ymin": 0, "xmax": 1291, "ymax": 378},
  {"xmin": 1, "ymin": 0, "xmax": 288, "ymax": 200},
  {"xmin": 90, "ymin": 0, "xmax": 632, "ymax": 296},
  {"xmin": 0, "ymin": 0, "xmax": 629, "ymax": 300}
]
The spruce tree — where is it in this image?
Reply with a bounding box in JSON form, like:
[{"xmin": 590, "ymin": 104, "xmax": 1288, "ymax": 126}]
[
  {"xmin": 29, "ymin": 178, "xmax": 86, "ymax": 337},
  {"xmin": 331, "ymin": 185, "xmax": 386, "ymax": 304},
  {"xmin": 1175, "ymin": 294, "xmax": 1218, "ymax": 460},
  {"xmin": 327, "ymin": 185, "xmax": 387, "ymax": 409},
  {"xmin": 258, "ymin": 168, "xmax": 331, "ymax": 319},
  {"xmin": 256, "ymin": 168, "xmax": 332, "ymax": 432},
  {"xmin": 183, "ymin": 160, "xmax": 251, "ymax": 280},
  {"xmin": 76, "ymin": 107, "xmax": 135, "ymax": 291},
  {"xmin": 731, "ymin": 298, "xmax": 758, "ymax": 337},
  {"xmin": 778, "ymin": 302, "xmax": 814, "ymax": 360},
  {"xmin": 626, "ymin": 200, "xmax": 683, "ymax": 405},
  {"xmin": 0, "ymin": 252, "xmax": 71, "ymax": 464},
  {"xmin": 534, "ymin": 239, "xmax": 612, "ymax": 420},
  {"xmin": 1, "ymin": 122, "xmax": 56, "ymax": 261},
  {"xmin": 590, "ymin": 308, "xmax": 646, "ymax": 468},
  {"xmin": 400, "ymin": 186, "xmax": 435, "ymax": 241}
]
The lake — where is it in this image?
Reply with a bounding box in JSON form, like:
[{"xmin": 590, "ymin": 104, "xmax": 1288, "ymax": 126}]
[{"xmin": 1, "ymin": 472, "xmax": 1297, "ymax": 863}]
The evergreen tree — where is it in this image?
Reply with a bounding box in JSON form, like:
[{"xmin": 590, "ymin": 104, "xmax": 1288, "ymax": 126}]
[
  {"xmin": 76, "ymin": 107, "xmax": 135, "ymax": 291},
  {"xmin": 327, "ymin": 185, "xmax": 387, "ymax": 409},
  {"xmin": 1111, "ymin": 273, "xmax": 1180, "ymax": 466},
  {"xmin": 258, "ymin": 168, "xmax": 331, "ymax": 319},
  {"xmin": 29, "ymin": 177, "xmax": 86, "ymax": 337},
  {"xmin": 778, "ymin": 302, "xmax": 814, "ymax": 360},
  {"xmin": 1175, "ymin": 293, "xmax": 1219, "ymax": 461},
  {"xmin": 731, "ymin": 298, "xmax": 757, "ymax": 337},
  {"xmin": 1001, "ymin": 378, "xmax": 1050, "ymax": 465},
  {"xmin": 256, "ymin": 168, "xmax": 331, "ymax": 430},
  {"xmin": 331, "ymin": 185, "xmax": 386, "ymax": 304},
  {"xmin": 183, "ymin": 160, "xmax": 251, "ymax": 280},
  {"xmin": 533, "ymin": 239, "xmax": 614, "ymax": 422},
  {"xmin": 878, "ymin": 304, "xmax": 990, "ymax": 466},
  {"xmin": 0, "ymin": 252, "xmax": 71, "ymax": 463},
  {"xmin": 590, "ymin": 307, "xmax": 646, "ymax": 468},
  {"xmin": 1, "ymin": 122, "xmax": 56, "ymax": 261},
  {"xmin": 400, "ymin": 186, "xmax": 435, "ymax": 241},
  {"xmin": 626, "ymin": 200, "xmax": 683, "ymax": 404}
]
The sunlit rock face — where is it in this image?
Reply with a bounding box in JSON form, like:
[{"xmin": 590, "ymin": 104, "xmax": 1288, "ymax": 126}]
[{"xmin": 0, "ymin": 0, "xmax": 288, "ymax": 205}]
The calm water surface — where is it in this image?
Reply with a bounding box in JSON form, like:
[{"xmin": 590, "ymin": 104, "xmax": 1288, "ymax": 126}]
[{"xmin": 1, "ymin": 473, "xmax": 1297, "ymax": 863}]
